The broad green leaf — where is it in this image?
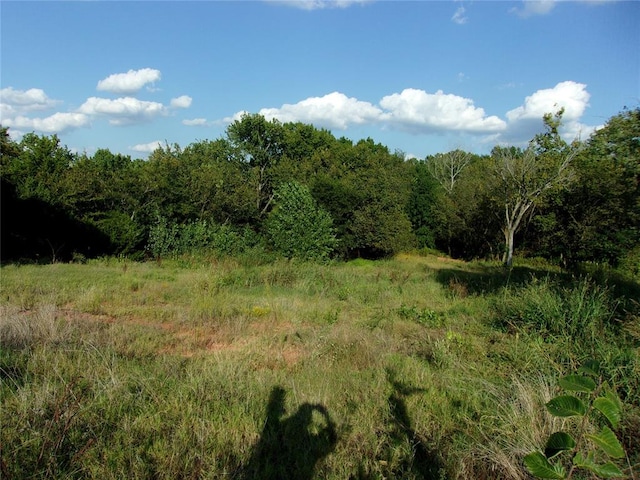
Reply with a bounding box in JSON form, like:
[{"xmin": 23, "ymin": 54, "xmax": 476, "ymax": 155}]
[
  {"xmin": 605, "ymin": 389, "xmax": 623, "ymax": 412},
  {"xmin": 546, "ymin": 395, "xmax": 587, "ymax": 417},
  {"xmin": 559, "ymin": 374, "xmax": 596, "ymax": 393},
  {"xmin": 587, "ymin": 426, "xmax": 625, "ymax": 458},
  {"xmin": 574, "ymin": 453, "xmax": 625, "ymax": 478},
  {"xmin": 578, "ymin": 359, "xmax": 601, "ymax": 377},
  {"xmin": 573, "ymin": 451, "xmax": 595, "ymax": 468},
  {"xmin": 588, "ymin": 461, "xmax": 625, "ymax": 478},
  {"xmin": 524, "ymin": 452, "xmax": 566, "ymax": 479},
  {"xmin": 594, "ymin": 396, "xmax": 622, "ymax": 429},
  {"xmin": 544, "ymin": 432, "xmax": 576, "ymax": 459}
]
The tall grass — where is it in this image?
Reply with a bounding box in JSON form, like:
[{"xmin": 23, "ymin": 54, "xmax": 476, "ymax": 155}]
[
  {"xmin": 1, "ymin": 254, "xmax": 637, "ymax": 479},
  {"xmin": 457, "ymin": 375, "xmax": 565, "ymax": 480},
  {"xmin": 493, "ymin": 276, "xmax": 617, "ymax": 350}
]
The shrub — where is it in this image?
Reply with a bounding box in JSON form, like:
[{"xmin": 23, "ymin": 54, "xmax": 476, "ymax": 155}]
[
  {"xmin": 524, "ymin": 361, "xmax": 629, "ymax": 479},
  {"xmin": 265, "ymin": 182, "xmax": 337, "ymax": 261},
  {"xmin": 147, "ymin": 217, "xmax": 261, "ymax": 259}
]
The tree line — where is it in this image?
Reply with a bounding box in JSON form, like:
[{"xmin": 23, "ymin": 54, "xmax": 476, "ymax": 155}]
[{"xmin": 1, "ymin": 108, "xmax": 638, "ymax": 270}]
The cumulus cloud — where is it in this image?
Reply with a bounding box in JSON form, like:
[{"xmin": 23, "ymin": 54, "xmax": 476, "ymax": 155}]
[
  {"xmin": 222, "ymin": 110, "xmax": 250, "ymax": 124},
  {"xmin": 224, "ymin": 81, "xmax": 598, "ymax": 147},
  {"xmin": 96, "ymin": 68, "xmax": 161, "ymax": 95},
  {"xmin": 506, "ymin": 81, "xmax": 590, "ymax": 122},
  {"xmin": 380, "ymin": 89, "xmax": 506, "ymax": 133},
  {"xmin": 1, "ymin": 87, "xmax": 88, "ymax": 134},
  {"xmin": 225, "ymin": 89, "xmax": 506, "ymax": 135},
  {"xmin": 258, "ymin": 92, "xmax": 383, "ymax": 130},
  {"xmin": 5, "ymin": 112, "xmax": 90, "ymax": 134},
  {"xmin": 2, "ymin": 74, "xmax": 193, "ymax": 138},
  {"xmin": 183, "ymin": 118, "xmax": 209, "ymax": 126},
  {"xmin": 452, "ymin": 6, "xmax": 468, "ymax": 24},
  {"xmin": 0, "ymin": 87, "xmax": 60, "ymax": 113},
  {"xmin": 170, "ymin": 95, "xmax": 192, "ymax": 109},
  {"xmin": 510, "ymin": 0, "xmax": 556, "ymax": 18},
  {"xmin": 130, "ymin": 141, "xmax": 164, "ymax": 153},
  {"xmin": 78, "ymin": 97, "xmax": 167, "ymax": 125},
  {"xmin": 502, "ymin": 81, "xmax": 593, "ymax": 143}
]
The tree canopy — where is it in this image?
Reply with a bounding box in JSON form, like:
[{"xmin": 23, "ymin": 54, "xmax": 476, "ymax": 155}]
[{"xmin": 1, "ymin": 107, "xmax": 638, "ymax": 268}]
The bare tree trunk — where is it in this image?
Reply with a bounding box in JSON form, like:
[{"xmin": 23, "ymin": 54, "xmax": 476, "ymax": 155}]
[
  {"xmin": 504, "ymin": 226, "xmax": 515, "ymax": 267},
  {"xmin": 503, "ymin": 199, "xmax": 531, "ymax": 267}
]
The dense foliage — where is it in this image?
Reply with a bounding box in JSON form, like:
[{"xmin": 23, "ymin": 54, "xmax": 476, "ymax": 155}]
[{"xmin": 1, "ymin": 108, "xmax": 639, "ymax": 267}]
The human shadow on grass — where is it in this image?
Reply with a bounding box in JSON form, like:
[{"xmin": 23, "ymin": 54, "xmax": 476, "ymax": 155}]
[
  {"xmin": 386, "ymin": 369, "xmax": 445, "ymax": 480},
  {"xmin": 241, "ymin": 386, "xmax": 337, "ymax": 480},
  {"xmin": 352, "ymin": 370, "xmax": 445, "ymax": 480}
]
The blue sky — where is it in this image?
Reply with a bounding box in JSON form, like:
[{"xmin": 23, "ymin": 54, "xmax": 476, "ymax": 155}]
[{"xmin": 1, "ymin": 0, "xmax": 638, "ymax": 159}]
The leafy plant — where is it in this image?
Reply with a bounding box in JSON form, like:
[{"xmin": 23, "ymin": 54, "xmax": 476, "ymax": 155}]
[
  {"xmin": 524, "ymin": 360, "xmax": 629, "ymax": 479},
  {"xmin": 396, "ymin": 304, "xmax": 443, "ymax": 327},
  {"xmin": 265, "ymin": 181, "xmax": 337, "ymax": 261}
]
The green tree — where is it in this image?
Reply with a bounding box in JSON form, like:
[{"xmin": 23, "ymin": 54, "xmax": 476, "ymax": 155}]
[
  {"xmin": 445, "ymin": 155, "xmax": 503, "ymax": 260},
  {"xmin": 533, "ymin": 108, "xmax": 640, "ymax": 266},
  {"xmin": 311, "ymin": 138, "xmax": 415, "ymax": 258},
  {"xmin": 0, "ymin": 126, "xmax": 21, "ymax": 167},
  {"xmin": 406, "ymin": 160, "xmax": 441, "ymax": 249},
  {"xmin": 227, "ymin": 113, "xmax": 285, "ymax": 216},
  {"xmin": 265, "ymin": 182, "xmax": 337, "ymax": 261},
  {"xmin": 180, "ymin": 138, "xmax": 258, "ymax": 226},
  {"xmin": 492, "ymin": 112, "xmax": 578, "ymax": 266},
  {"xmin": 424, "ymin": 150, "xmax": 482, "ymax": 256},
  {"xmin": 4, "ymin": 132, "xmax": 75, "ymax": 204}
]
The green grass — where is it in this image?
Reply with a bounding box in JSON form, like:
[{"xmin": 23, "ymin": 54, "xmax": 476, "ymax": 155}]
[{"xmin": 1, "ymin": 254, "xmax": 638, "ymax": 479}]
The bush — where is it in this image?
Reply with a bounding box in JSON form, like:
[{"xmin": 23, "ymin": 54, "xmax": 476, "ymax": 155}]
[
  {"xmin": 619, "ymin": 246, "xmax": 640, "ymax": 279},
  {"xmin": 147, "ymin": 217, "xmax": 261, "ymax": 259},
  {"xmin": 265, "ymin": 182, "xmax": 337, "ymax": 261}
]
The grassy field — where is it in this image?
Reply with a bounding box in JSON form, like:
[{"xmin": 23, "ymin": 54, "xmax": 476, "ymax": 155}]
[{"xmin": 1, "ymin": 254, "xmax": 638, "ymax": 479}]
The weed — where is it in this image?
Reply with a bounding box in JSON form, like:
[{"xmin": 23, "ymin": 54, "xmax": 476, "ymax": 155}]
[
  {"xmin": 397, "ymin": 304, "xmax": 444, "ymax": 327},
  {"xmin": 524, "ymin": 360, "xmax": 631, "ymax": 479}
]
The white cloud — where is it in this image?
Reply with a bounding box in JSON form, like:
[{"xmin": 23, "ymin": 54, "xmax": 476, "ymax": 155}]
[
  {"xmin": 96, "ymin": 68, "xmax": 161, "ymax": 95},
  {"xmin": 6, "ymin": 112, "xmax": 90, "ymax": 134},
  {"xmin": 130, "ymin": 141, "xmax": 163, "ymax": 153},
  {"xmin": 502, "ymin": 81, "xmax": 592, "ymax": 143},
  {"xmin": 0, "ymin": 87, "xmax": 60, "ymax": 112},
  {"xmin": 224, "ymin": 81, "xmax": 597, "ymax": 147},
  {"xmin": 78, "ymin": 96, "xmax": 167, "ymax": 125},
  {"xmin": 452, "ymin": 6, "xmax": 468, "ymax": 24},
  {"xmin": 221, "ymin": 110, "xmax": 249, "ymax": 124},
  {"xmin": 183, "ymin": 118, "xmax": 209, "ymax": 126},
  {"xmin": 225, "ymin": 88, "xmax": 505, "ymax": 135},
  {"xmin": 170, "ymin": 95, "xmax": 192, "ymax": 109},
  {"xmin": 258, "ymin": 92, "xmax": 383, "ymax": 130},
  {"xmin": 510, "ymin": 0, "xmax": 556, "ymax": 18},
  {"xmin": 1, "ymin": 87, "xmax": 86, "ymax": 134},
  {"xmin": 379, "ymin": 88, "xmax": 506, "ymax": 133},
  {"xmin": 506, "ymin": 81, "xmax": 590, "ymax": 122},
  {"xmin": 267, "ymin": 0, "xmax": 371, "ymax": 10},
  {"xmin": 2, "ymin": 75, "xmax": 190, "ymax": 138}
]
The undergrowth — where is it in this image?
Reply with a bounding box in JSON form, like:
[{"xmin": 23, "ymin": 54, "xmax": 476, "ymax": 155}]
[{"xmin": 1, "ymin": 254, "xmax": 638, "ymax": 479}]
